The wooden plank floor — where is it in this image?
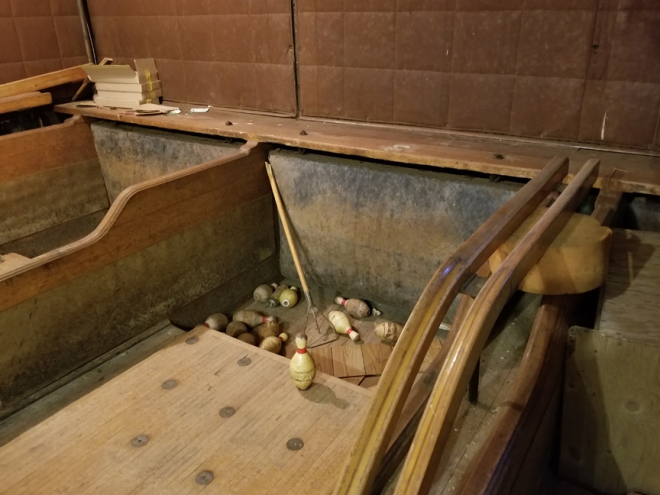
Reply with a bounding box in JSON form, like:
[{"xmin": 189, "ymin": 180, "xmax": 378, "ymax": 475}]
[{"xmin": 0, "ymin": 326, "xmax": 372, "ymax": 494}]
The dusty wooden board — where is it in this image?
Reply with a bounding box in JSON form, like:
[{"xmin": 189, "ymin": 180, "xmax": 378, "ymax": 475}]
[
  {"xmin": 0, "ymin": 327, "xmax": 371, "ymax": 495},
  {"xmin": 0, "ymin": 120, "xmax": 98, "ymax": 184},
  {"xmin": 56, "ymin": 101, "xmax": 660, "ymax": 196},
  {"xmin": 0, "ymin": 66, "xmax": 88, "ymax": 98},
  {"xmin": 0, "ymin": 92, "xmax": 51, "ymax": 114},
  {"xmin": 560, "ymin": 327, "xmax": 660, "ymax": 495},
  {"xmin": 0, "ymin": 160, "xmax": 109, "ymax": 245},
  {"xmin": 597, "ymin": 229, "xmax": 660, "ymax": 346}
]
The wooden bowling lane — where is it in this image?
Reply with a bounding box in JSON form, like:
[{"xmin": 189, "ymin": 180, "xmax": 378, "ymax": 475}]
[{"xmin": 0, "ymin": 326, "xmax": 372, "ymax": 495}]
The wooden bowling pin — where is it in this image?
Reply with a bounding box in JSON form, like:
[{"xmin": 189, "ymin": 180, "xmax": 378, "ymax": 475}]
[
  {"xmin": 253, "ymin": 283, "xmax": 277, "ymax": 303},
  {"xmin": 252, "ymin": 319, "xmax": 282, "ymax": 343},
  {"xmin": 233, "ymin": 310, "xmax": 276, "ymax": 328},
  {"xmin": 279, "ymin": 286, "xmax": 299, "ymax": 308},
  {"xmin": 290, "ymin": 334, "xmax": 316, "ymax": 390},
  {"xmin": 226, "ymin": 321, "xmax": 248, "ymax": 338},
  {"xmin": 374, "ymin": 321, "xmax": 403, "ymax": 344},
  {"xmin": 260, "ymin": 332, "xmax": 288, "ymax": 354},
  {"xmin": 334, "ymin": 296, "xmax": 371, "ymax": 318},
  {"xmin": 237, "ymin": 333, "xmax": 257, "ymax": 346},
  {"xmin": 204, "ymin": 313, "xmax": 229, "ymax": 332},
  {"xmin": 328, "ymin": 311, "xmax": 360, "ymax": 342},
  {"xmin": 267, "ymin": 284, "xmax": 288, "ymax": 307}
]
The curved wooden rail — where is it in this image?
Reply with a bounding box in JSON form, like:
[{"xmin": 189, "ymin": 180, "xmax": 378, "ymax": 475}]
[
  {"xmin": 394, "ymin": 159, "xmax": 599, "ymax": 495},
  {"xmin": 453, "ymin": 189, "xmax": 620, "ymax": 495},
  {"xmin": 0, "ymin": 141, "xmax": 265, "ymax": 312},
  {"xmin": 333, "ymin": 156, "xmax": 569, "ymax": 495}
]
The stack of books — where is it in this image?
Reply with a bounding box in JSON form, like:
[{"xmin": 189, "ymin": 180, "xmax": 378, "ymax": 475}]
[{"xmin": 83, "ymin": 59, "xmax": 162, "ymax": 109}]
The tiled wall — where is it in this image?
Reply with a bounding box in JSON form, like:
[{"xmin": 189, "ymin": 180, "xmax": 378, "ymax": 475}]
[
  {"xmin": 297, "ymin": 0, "xmax": 660, "ymax": 149},
  {"xmin": 87, "ymin": 0, "xmax": 297, "ymax": 115},
  {"xmin": 0, "ymin": 0, "xmax": 89, "ymax": 84}
]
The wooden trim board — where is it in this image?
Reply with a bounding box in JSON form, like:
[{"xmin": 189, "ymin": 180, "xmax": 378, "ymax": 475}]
[
  {"xmin": 0, "ymin": 92, "xmax": 51, "ymax": 115},
  {"xmin": 55, "ymin": 101, "xmax": 660, "ymax": 196},
  {"xmin": 0, "ymin": 66, "xmax": 88, "ymax": 98}
]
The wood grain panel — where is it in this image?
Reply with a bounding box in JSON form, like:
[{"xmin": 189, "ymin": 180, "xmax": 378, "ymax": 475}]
[
  {"xmin": 0, "ymin": 160, "xmax": 109, "ymax": 245},
  {"xmin": 0, "ymin": 120, "xmax": 98, "ymax": 184},
  {"xmin": 0, "ymin": 92, "xmax": 51, "ymax": 115}
]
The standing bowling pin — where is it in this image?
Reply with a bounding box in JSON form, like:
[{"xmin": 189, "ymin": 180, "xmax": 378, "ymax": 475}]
[
  {"xmin": 253, "ymin": 283, "xmax": 278, "ymax": 303},
  {"xmin": 279, "ymin": 286, "xmax": 299, "ymax": 308},
  {"xmin": 334, "ymin": 296, "xmax": 371, "ymax": 318},
  {"xmin": 233, "ymin": 310, "xmax": 276, "ymax": 328},
  {"xmin": 204, "ymin": 313, "xmax": 229, "ymax": 332},
  {"xmin": 260, "ymin": 332, "xmax": 288, "ymax": 354},
  {"xmin": 290, "ymin": 334, "xmax": 316, "ymax": 390},
  {"xmin": 328, "ymin": 311, "xmax": 360, "ymax": 342}
]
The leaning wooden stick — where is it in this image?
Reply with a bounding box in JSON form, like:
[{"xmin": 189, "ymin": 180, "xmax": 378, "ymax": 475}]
[
  {"xmin": 265, "ymin": 162, "xmax": 336, "ymax": 345},
  {"xmin": 394, "ymin": 159, "xmax": 599, "ymax": 495},
  {"xmin": 333, "ymin": 156, "xmax": 568, "ymax": 495}
]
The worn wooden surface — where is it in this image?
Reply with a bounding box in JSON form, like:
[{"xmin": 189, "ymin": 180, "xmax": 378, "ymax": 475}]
[
  {"xmin": 561, "ymin": 328, "xmax": 660, "ymax": 495},
  {"xmin": 0, "ymin": 322, "xmax": 184, "ymax": 446},
  {"xmin": 0, "ymin": 160, "xmax": 109, "ymax": 245},
  {"xmin": 395, "ymin": 160, "xmax": 597, "ymax": 495},
  {"xmin": 56, "ymin": 102, "xmax": 660, "ymax": 195},
  {"xmin": 597, "ymin": 229, "xmax": 660, "ymax": 346},
  {"xmin": 0, "ymin": 120, "xmax": 98, "ymax": 184},
  {"xmin": 0, "ymin": 92, "xmax": 51, "ymax": 114},
  {"xmin": 0, "ymin": 326, "xmax": 372, "ymax": 495},
  {"xmin": 0, "ymin": 254, "xmax": 30, "ymax": 275},
  {"xmin": 333, "ymin": 156, "xmax": 568, "ymax": 495},
  {"xmin": 0, "ymin": 66, "xmax": 87, "ymax": 98}
]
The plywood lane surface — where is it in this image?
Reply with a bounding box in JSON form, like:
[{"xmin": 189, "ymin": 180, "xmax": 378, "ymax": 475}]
[
  {"xmin": 0, "ymin": 326, "xmax": 372, "ymax": 494},
  {"xmin": 597, "ymin": 229, "xmax": 660, "ymax": 346}
]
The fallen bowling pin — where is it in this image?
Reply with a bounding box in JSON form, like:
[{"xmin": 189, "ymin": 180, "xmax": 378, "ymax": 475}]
[
  {"xmin": 290, "ymin": 334, "xmax": 316, "ymax": 390},
  {"xmin": 260, "ymin": 332, "xmax": 288, "ymax": 354},
  {"xmin": 252, "ymin": 319, "xmax": 282, "ymax": 343},
  {"xmin": 204, "ymin": 313, "xmax": 229, "ymax": 332},
  {"xmin": 253, "ymin": 283, "xmax": 278, "ymax": 303},
  {"xmin": 374, "ymin": 321, "xmax": 403, "ymax": 344},
  {"xmin": 226, "ymin": 321, "xmax": 248, "ymax": 338},
  {"xmin": 279, "ymin": 286, "xmax": 299, "ymax": 308},
  {"xmin": 334, "ymin": 296, "xmax": 371, "ymax": 318},
  {"xmin": 237, "ymin": 333, "xmax": 257, "ymax": 346},
  {"xmin": 328, "ymin": 311, "xmax": 360, "ymax": 342},
  {"xmin": 267, "ymin": 284, "xmax": 288, "ymax": 307},
  {"xmin": 233, "ymin": 310, "xmax": 276, "ymax": 328}
]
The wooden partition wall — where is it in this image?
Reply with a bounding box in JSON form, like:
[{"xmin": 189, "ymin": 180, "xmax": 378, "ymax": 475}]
[{"xmin": 0, "ymin": 142, "xmax": 275, "ymax": 411}]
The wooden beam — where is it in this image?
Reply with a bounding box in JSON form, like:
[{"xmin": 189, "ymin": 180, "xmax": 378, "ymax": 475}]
[
  {"xmin": 0, "ymin": 65, "xmax": 89, "ymax": 99},
  {"xmin": 0, "ymin": 92, "xmax": 52, "ymax": 115},
  {"xmin": 332, "ymin": 156, "xmax": 569, "ymax": 495},
  {"xmin": 393, "ymin": 159, "xmax": 598, "ymax": 495}
]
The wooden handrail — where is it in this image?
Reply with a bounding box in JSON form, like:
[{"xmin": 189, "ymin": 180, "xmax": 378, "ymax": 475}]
[
  {"xmin": 333, "ymin": 156, "xmax": 569, "ymax": 495},
  {"xmin": 394, "ymin": 159, "xmax": 599, "ymax": 495},
  {"xmin": 453, "ymin": 189, "xmax": 621, "ymax": 495}
]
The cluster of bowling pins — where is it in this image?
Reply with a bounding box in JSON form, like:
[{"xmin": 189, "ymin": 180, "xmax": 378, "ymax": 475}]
[
  {"xmin": 253, "ymin": 283, "xmax": 299, "ymax": 308},
  {"xmin": 204, "ymin": 309, "xmax": 288, "ymax": 354}
]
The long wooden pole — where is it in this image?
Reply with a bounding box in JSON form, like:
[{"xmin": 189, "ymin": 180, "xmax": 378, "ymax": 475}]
[
  {"xmin": 265, "ymin": 161, "xmax": 311, "ymax": 296},
  {"xmin": 394, "ymin": 159, "xmax": 599, "ymax": 495},
  {"xmin": 333, "ymin": 156, "xmax": 568, "ymax": 495}
]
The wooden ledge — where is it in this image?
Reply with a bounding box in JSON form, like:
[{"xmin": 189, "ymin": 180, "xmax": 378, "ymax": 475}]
[{"xmin": 55, "ymin": 101, "xmax": 660, "ymax": 196}]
